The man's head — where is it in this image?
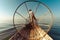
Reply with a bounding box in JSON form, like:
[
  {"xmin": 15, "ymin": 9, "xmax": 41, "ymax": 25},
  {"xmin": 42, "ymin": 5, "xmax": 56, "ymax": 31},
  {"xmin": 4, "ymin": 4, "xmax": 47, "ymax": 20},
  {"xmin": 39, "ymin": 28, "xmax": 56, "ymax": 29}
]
[
  {"xmin": 29, "ymin": 9, "xmax": 32, "ymax": 11},
  {"xmin": 29, "ymin": 9, "xmax": 33, "ymax": 14}
]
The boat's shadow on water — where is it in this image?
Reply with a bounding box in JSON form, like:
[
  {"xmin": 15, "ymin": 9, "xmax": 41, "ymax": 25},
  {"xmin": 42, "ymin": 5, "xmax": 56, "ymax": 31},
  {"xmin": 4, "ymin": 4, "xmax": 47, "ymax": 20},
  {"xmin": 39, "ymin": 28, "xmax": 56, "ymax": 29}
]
[{"xmin": 48, "ymin": 27, "xmax": 60, "ymax": 40}]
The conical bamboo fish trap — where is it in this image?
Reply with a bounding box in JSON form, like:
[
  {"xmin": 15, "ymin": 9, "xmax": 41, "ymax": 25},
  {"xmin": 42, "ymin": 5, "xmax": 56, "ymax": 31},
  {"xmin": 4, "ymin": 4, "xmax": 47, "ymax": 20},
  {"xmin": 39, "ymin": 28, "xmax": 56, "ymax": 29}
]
[{"xmin": 9, "ymin": 0, "xmax": 54, "ymax": 40}]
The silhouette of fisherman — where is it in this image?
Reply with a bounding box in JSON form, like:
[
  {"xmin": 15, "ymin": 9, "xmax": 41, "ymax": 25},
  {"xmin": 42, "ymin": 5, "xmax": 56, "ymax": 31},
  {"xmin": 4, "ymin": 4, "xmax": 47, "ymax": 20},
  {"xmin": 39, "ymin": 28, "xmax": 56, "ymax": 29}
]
[{"xmin": 28, "ymin": 9, "xmax": 37, "ymax": 26}]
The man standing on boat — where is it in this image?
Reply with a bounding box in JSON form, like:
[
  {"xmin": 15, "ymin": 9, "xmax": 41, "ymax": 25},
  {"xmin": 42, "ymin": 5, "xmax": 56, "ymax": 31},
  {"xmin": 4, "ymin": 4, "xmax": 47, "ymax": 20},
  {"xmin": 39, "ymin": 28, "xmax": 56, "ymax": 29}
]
[{"xmin": 28, "ymin": 9, "xmax": 37, "ymax": 26}]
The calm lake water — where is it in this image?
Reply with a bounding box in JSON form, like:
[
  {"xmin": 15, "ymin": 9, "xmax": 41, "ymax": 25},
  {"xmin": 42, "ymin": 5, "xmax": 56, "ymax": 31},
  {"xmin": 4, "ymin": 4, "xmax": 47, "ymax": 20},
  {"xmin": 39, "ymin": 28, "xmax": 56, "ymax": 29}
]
[
  {"xmin": 48, "ymin": 27, "xmax": 60, "ymax": 40},
  {"xmin": 0, "ymin": 23, "xmax": 60, "ymax": 40}
]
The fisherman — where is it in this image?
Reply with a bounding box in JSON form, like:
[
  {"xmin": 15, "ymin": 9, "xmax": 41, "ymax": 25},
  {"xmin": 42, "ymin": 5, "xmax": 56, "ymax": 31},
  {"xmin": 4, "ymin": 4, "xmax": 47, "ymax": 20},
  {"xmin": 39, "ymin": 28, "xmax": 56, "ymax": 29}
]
[{"xmin": 28, "ymin": 9, "xmax": 37, "ymax": 26}]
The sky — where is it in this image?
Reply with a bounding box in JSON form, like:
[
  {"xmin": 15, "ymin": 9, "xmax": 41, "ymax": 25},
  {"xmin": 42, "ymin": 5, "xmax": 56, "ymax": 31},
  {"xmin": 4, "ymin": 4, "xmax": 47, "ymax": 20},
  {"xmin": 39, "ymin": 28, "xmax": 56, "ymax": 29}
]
[{"xmin": 0, "ymin": 0, "xmax": 60, "ymax": 25}]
